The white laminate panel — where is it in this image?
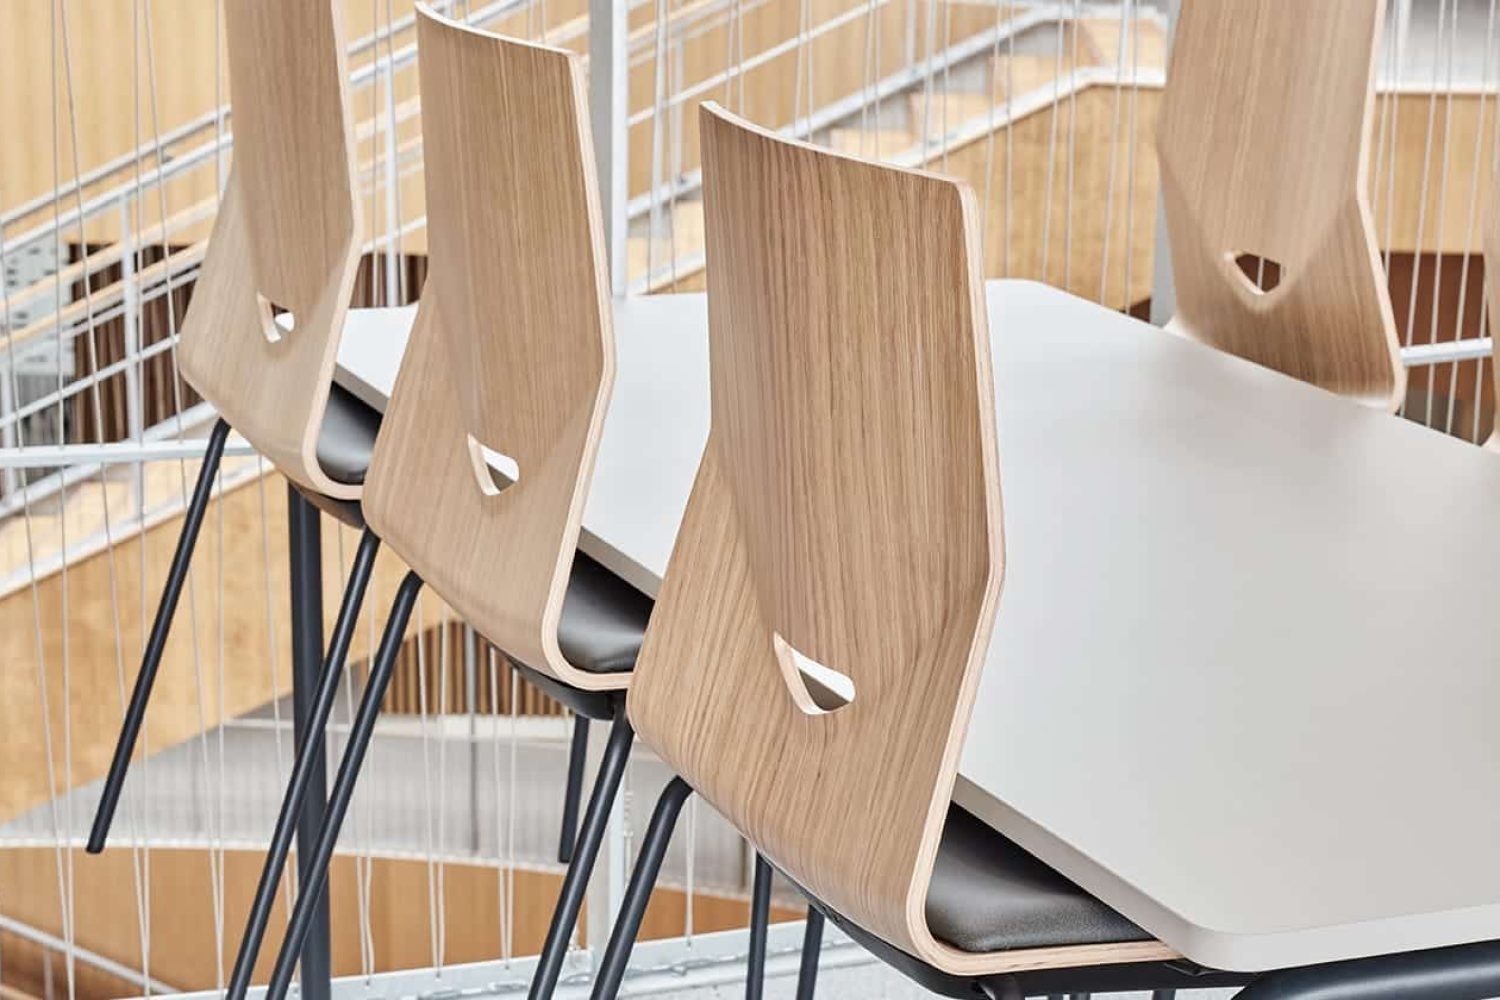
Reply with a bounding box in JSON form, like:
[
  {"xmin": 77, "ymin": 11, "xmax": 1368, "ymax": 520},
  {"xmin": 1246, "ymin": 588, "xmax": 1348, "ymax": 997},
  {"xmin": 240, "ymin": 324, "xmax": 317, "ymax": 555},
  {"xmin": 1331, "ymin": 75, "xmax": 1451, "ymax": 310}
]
[
  {"xmin": 336, "ymin": 305, "xmax": 420, "ymax": 411},
  {"xmin": 336, "ymin": 281, "xmax": 1500, "ymax": 972},
  {"xmin": 961, "ymin": 281, "xmax": 1500, "ymax": 971}
]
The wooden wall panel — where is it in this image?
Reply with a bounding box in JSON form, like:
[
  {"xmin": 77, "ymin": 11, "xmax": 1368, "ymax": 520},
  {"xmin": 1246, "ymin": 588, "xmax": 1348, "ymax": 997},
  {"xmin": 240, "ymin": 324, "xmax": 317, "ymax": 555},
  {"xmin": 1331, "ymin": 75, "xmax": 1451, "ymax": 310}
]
[
  {"xmin": 0, "ymin": 469, "xmax": 443, "ymax": 825},
  {"xmin": 0, "ymin": 846, "xmax": 799, "ymax": 996}
]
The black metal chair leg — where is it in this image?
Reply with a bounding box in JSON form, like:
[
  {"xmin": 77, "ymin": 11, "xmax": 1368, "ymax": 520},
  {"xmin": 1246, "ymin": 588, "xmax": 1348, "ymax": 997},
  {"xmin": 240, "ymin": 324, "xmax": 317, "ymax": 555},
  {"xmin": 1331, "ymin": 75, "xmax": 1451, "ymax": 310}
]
[
  {"xmin": 88, "ymin": 418, "xmax": 231, "ymax": 854},
  {"xmin": 746, "ymin": 854, "xmax": 773, "ymax": 1000},
  {"xmin": 795, "ymin": 906, "xmax": 824, "ymax": 1000},
  {"xmin": 224, "ymin": 528, "xmax": 381, "ymax": 1000},
  {"xmin": 1150, "ymin": 992, "xmax": 1177, "ymax": 999},
  {"xmin": 529, "ymin": 712, "xmax": 635, "ymax": 1000},
  {"xmin": 557, "ymin": 715, "xmax": 591, "ymax": 863},
  {"xmin": 588, "ymin": 776, "xmax": 695, "ymax": 1000},
  {"xmin": 263, "ymin": 570, "xmax": 424, "ymax": 1000}
]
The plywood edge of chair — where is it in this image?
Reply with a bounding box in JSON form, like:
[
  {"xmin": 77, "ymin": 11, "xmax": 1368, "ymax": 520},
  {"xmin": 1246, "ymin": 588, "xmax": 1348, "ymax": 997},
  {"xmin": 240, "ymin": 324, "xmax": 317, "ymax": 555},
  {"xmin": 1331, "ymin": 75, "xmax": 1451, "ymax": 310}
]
[
  {"xmin": 521, "ymin": 27, "xmax": 625, "ymax": 695},
  {"xmin": 913, "ymin": 934, "xmax": 1181, "ymax": 977},
  {"xmin": 417, "ymin": 2, "xmax": 583, "ymax": 63},
  {"xmin": 1350, "ymin": 206, "xmax": 1407, "ymax": 415},
  {"xmin": 512, "ymin": 341, "xmax": 623, "ymax": 696},
  {"xmin": 279, "ymin": 236, "xmax": 367, "ymax": 502},
  {"xmin": 177, "ymin": 173, "xmax": 366, "ymax": 502}
]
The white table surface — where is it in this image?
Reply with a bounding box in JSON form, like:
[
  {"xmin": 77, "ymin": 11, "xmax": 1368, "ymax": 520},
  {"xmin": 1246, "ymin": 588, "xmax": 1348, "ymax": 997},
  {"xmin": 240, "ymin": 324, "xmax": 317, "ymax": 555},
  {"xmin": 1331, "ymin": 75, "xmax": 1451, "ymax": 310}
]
[{"xmin": 337, "ymin": 282, "xmax": 1500, "ymax": 975}]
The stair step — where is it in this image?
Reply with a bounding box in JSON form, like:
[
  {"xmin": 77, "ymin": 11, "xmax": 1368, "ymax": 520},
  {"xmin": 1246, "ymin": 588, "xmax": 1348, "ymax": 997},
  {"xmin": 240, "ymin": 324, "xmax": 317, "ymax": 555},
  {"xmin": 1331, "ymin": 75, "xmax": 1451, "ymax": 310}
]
[
  {"xmin": 993, "ymin": 52, "xmax": 1076, "ymax": 98},
  {"xmin": 906, "ymin": 90, "xmax": 1000, "ymax": 142},
  {"xmin": 1074, "ymin": 16, "xmax": 1167, "ymax": 72},
  {"xmin": 827, "ymin": 127, "xmax": 915, "ymax": 157}
]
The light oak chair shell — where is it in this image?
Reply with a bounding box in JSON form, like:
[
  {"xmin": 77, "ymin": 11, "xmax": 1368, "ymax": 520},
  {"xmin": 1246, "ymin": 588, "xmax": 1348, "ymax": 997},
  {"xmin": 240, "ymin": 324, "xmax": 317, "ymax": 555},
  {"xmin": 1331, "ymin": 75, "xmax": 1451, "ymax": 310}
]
[
  {"xmin": 1157, "ymin": 0, "xmax": 1406, "ymax": 412},
  {"xmin": 361, "ymin": 11, "xmax": 618, "ymax": 690},
  {"xmin": 625, "ymin": 104, "xmax": 1172, "ymax": 977},
  {"xmin": 177, "ymin": 0, "xmax": 365, "ymax": 499}
]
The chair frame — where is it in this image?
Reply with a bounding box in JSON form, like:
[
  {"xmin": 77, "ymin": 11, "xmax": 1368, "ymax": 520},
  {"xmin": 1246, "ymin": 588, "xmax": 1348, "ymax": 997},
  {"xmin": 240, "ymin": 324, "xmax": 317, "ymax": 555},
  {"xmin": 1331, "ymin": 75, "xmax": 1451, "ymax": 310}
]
[
  {"xmin": 244, "ymin": 11, "xmax": 647, "ymax": 1000},
  {"xmin": 88, "ymin": 0, "xmax": 374, "ymax": 856},
  {"xmin": 609, "ymin": 103, "xmax": 1174, "ymax": 983}
]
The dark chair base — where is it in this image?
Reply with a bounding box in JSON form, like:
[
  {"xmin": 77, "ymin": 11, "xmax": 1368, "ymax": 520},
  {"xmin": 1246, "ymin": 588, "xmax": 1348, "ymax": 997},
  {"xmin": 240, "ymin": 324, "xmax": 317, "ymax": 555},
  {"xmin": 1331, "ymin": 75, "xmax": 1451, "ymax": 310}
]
[
  {"xmin": 512, "ymin": 659, "xmax": 621, "ymax": 721},
  {"xmin": 295, "ymin": 482, "xmax": 367, "ymax": 529}
]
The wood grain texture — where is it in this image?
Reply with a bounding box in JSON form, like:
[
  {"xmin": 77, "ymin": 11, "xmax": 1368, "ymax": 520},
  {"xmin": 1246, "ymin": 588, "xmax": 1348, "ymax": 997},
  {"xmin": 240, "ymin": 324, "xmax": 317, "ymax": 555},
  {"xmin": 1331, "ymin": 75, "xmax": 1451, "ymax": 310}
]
[
  {"xmin": 628, "ymin": 105, "xmax": 1167, "ymax": 975},
  {"xmin": 1157, "ymin": 0, "xmax": 1406, "ymax": 410},
  {"xmin": 0, "ymin": 846, "xmax": 793, "ymax": 994},
  {"xmin": 176, "ymin": 0, "xmax": 366, "ymax": 499},
  {"xmin": 362, "ymin": 8, "xmax": 619, "ymax": 689}
]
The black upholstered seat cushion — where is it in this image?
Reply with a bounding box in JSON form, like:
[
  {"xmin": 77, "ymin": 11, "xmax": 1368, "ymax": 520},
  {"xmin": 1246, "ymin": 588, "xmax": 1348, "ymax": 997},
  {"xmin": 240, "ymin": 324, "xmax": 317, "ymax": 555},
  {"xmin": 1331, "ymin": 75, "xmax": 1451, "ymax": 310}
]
[
  {"xmin": 556, "ymin": 552, "xmax": 653, "ymax": 674},
  {"xmin": 315, "ymin": 383, "xmax": 382, "ymax": 486},
  {"xmin": 926, "ymin": 805, "xmax": 1151, "ymax": 953}
]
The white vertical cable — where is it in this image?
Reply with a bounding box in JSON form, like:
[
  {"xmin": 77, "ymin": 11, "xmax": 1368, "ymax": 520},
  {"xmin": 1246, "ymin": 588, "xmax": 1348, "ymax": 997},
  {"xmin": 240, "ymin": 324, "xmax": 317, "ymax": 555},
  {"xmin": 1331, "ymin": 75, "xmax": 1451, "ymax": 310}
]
[
  {"xmin": 980, "ymin": 0, "xmax": 1004, "ymax": 263},
  {"xmin": 871, "ymin": 0, "xmax": 885, "ymax": 159},
  {"xmin": 487, "ymin": 650, "xmax": 511, "ymax": 966},
  {"xmin": 1382, "ymin": 3, "xmax": 1405, "ymax": 277},
  {"xmin": 360, "ymin": 25, "xmax": 383, "ymax": 966},
  {"xmin": 383, "ymin": 0, "xmax": 407, "ymax": 305},
  {"xmin": 345, "ymin": 535, "xmax": 371, "ymax": 981},
  {"xmin": 802, "ymin": 0, "xmax": 816, "ymax": 139},
  {"xmin": 1476, "ymin": 4, "xmax": 1500, "ymax": 443},
  {"xmin": 1399, "ymin": 0, "xmax": 1449, "ymax": 421},
  {"xmin": 1039, "ymin": 9, "xmax": 1067, "ymax": 282},
  {"xmin": 683, "ymin": 794, "xmax": 697, "ymax": 945},
  {"xmin": 666, "ymin": 35, "xmax": 681, "ymax": 290},
  {"xmin": 1003, "ymin": 7, "xmax": 1015, "ymax": 278},
  {"xmin": 939, "ymin": 0, "xmax": 952, "ymax": 170},
  {"xmin": 505, "ymin": 660, "xmax": 519, "ymax": 962},
  {"xmin": 723, "ymin": 0, "xmax": 740, "ymax": 107},
  {"xmin": 1445, "ymin": 0, "xmax": 1495, "ymax": 436},
  {"xmin": 1061, "ymin": 0, "xmax": 1081, "ymax": 291},
  {"xmin": 1097, "ymin": 0, "xmax": 1132, "ymax": 307},
  {"xmin": 735, "ymin": 0, "xmax": 746, "ymax": 112},
  {"xmin": 254, "ymin": 455, "xmax": 294, "ymax": 920},
  {"xmin": 334, "ymin": 526, "xmax": 376, "ymax": 981},
  {"xmin": 214, "ymin": 0, "xmax": 225, "ymax": 194},
  {"xmin": 435, "ymin": 614, "xmax": 451, "ymax": 976},
  {"xmin": 213, "ymin": 428, "xmax": 227, "ymax": 990},
  {"xmin": 860, "ymin": 0, "xmax": 877, "ymax": 154},
  {"xmin": 1092, "ymin": 0, "xmax": 1128, "ymax": 305},
  {"xmin": 56, "ymin": 2, "xmax": 151, "ymax": 988},
  {"xmin": 1, "ymin": 145, "xmax": 73, "ymax": 1000},
  {"xmin": 1120, "ymin": 0, "xmax": 1140, "ymax": 309},
  {"xmin": 1443, "ymin": 0, "xmax": 1498, "ymax": 433},
  {"xmin": 46, "ymin": 7, "xmax": 78, "ymax": 998},
  {"xmin": 128, "ymin": 5, "xmax": 154, "ymax": 984},
  {"xmin": 413, "ymin": 595, "xmax": 442, "ymax": 973},
  {"xmin": 918, "ymin": 0, "xmax": 936, "ymax": 158},
  {"xmin": 142, "ymin": 0, "xmax": 225, "ymax": 972},
  {"xmin": 1422, "ymin": 0, "xmax": 1461, "ymax": 430},
  {"xmin": 1370, "ymin": 4, "xmax": 1398, "ymax": 270},
  {"xmin": 648, "ymin": 0, "xmax": 669, "ymax": 288}
]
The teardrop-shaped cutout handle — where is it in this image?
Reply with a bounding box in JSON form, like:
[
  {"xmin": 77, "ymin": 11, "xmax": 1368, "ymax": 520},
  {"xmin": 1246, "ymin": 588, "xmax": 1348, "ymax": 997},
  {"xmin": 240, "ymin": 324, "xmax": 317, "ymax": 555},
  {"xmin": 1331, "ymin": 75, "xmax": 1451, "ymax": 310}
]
[{"xmin": 773, "ymin": 633, "xmax": 855, "ymax": 715}]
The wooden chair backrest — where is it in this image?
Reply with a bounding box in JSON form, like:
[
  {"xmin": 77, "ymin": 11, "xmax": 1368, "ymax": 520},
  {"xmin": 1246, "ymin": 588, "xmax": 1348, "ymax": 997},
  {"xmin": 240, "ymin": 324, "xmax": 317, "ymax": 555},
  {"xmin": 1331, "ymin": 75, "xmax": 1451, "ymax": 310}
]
[
  {"xmin": 362, "ymin": 8, "xmax": 616, "ymax": 689},
  {"xmin": 627, "ymin": 104, "xmax": 1005, "ymax": 962},
  {"xmin": 1157, "ymin": 0, "xmax": 1405, "ymax": 410},
  {"xmin": 177, "ymin": 0, "xmax": 364, "ymax": 497}
]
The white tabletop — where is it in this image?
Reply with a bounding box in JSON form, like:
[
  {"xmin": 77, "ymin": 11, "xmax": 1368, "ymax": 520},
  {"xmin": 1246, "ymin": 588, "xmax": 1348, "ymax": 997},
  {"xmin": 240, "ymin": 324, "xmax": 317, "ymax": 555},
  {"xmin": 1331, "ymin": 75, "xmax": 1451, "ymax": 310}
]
[
  {"xmin": 337, "ymin": 298, "xmax": 705, "ymax": 598},
  {"xmin": 337, "ymin": 282, "xmax": 1500, "ymax": 974}
]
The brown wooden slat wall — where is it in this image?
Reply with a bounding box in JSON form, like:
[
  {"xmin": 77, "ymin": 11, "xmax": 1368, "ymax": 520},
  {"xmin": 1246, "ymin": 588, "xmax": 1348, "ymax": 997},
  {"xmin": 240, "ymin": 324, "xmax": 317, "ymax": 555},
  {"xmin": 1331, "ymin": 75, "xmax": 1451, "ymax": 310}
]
[
  {"xmin": 373, "ymin": 618, "xmax": 568, "ymax": 718},
  {"xmin": 68, "ymin": 249, "xmax": 428, "ymax": 443}
]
